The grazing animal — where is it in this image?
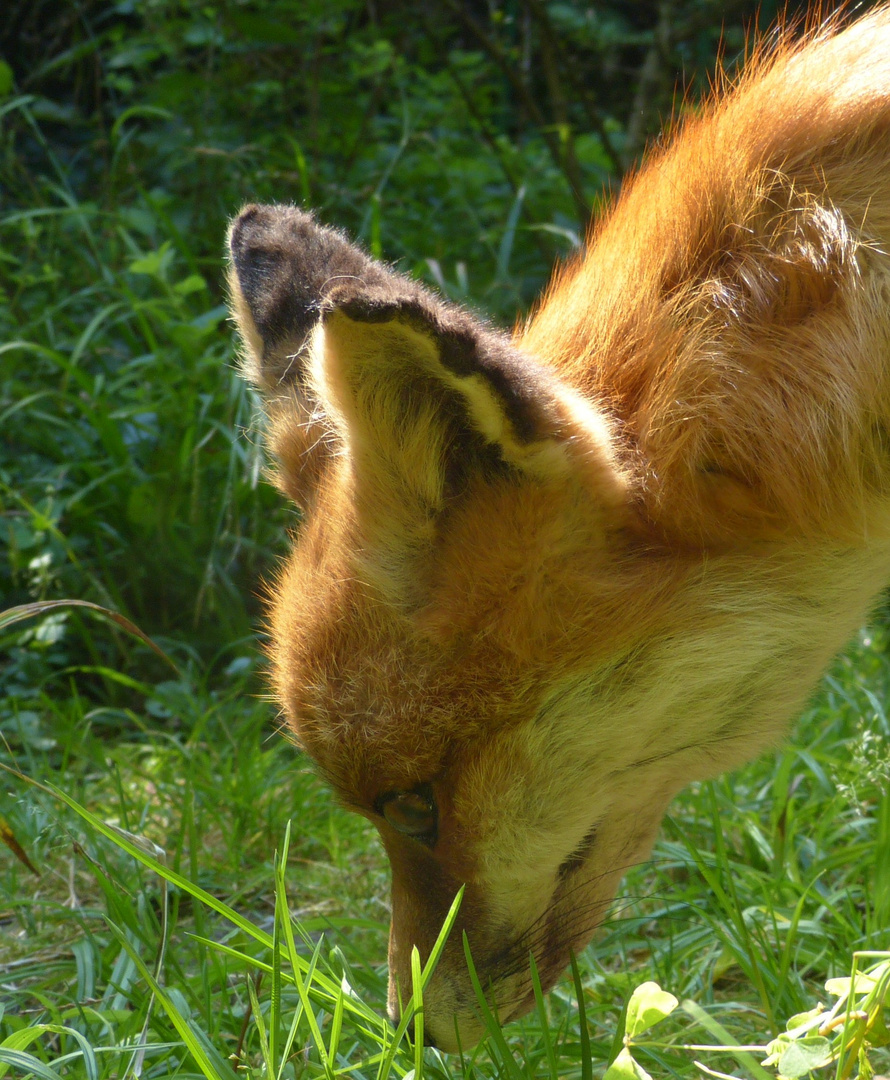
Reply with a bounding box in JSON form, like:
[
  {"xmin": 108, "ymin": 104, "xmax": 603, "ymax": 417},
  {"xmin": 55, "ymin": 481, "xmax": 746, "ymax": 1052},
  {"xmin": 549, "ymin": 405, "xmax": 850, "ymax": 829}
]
[{"xmin": 227, "ymin": 7, "xmax": 890, "ymax": 1052}]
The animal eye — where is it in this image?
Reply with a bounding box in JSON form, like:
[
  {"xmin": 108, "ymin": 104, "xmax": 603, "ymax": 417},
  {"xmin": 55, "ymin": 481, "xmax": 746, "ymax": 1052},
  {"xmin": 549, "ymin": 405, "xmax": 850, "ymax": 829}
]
[{"xmin": 376, "ymin": 784, "xmax": 438, "ymax": 845}]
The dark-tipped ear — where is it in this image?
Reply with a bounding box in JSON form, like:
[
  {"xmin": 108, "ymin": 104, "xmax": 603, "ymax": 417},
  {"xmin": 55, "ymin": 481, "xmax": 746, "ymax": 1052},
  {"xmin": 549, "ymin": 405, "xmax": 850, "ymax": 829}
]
[
  {"xmin": 227, "ymin": 204, "xmax": 575, "ymax": 511},
  {"xmin": 311, "ymin": 296, "xmax": 588, "ymax": 604},
  {"xmin": 227, "ymin": 203, "xmax": 392, "ymax": 390},
  {"xmin": 227, "ymin": 204, "xmax": 456, "ymax": 508},
  {"xmin": 227, "ymin": 205, "xmax": 626, "ymax": 567}
]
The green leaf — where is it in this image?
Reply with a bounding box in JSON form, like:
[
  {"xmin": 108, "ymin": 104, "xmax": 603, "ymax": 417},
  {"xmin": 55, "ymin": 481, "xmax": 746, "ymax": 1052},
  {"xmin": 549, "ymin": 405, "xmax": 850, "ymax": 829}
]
[
  {"xmin": 0, "ymin": 1049, "xmax": 64, "ymax": 1080},
  {"xmin": 603, "ymin": 1047, "xmax": 652, "ymax": 1080},
  {"xmin": 0, "ymin": 600, "xmax": 179, "ymax": 673},
  {"xmin": 776, "ymin": 1036, "xmax": 833, "ymax": 1078},
  {"xmin": 869, "ymin": 1006, "xmax": 890, "ymax": 1048},
  {"xmin": 825, "ymin": 973, "xmax": 877, "ymax": 996},
  {"xmin": 0, "ymin": 61, "xmax": 13, "ymax": 97},
  {"xmin": 570, "ymin": 951, "xmax": 593, "ymax": 1080},
  {"xmin": 173, "ymin": 273, "xmax": 207, "ymax": 295},
  {"xmin": 762, "ymin": 1033, "xmax": 792, "ymax": 1067},
  {"xmin": 784, "ymin": 1006, "xmax": 825, "ymax": 1033},
  {"xmin": 461, "ymin": 928, "xmax": 523, "ymax": 1080},
  {"xmin": 625, "ymin": 981, "xmax": 679, "ymax": 1038},
  {"xmin": 128, "ymin": 241, "xmax": 174, "ymax": 278}
]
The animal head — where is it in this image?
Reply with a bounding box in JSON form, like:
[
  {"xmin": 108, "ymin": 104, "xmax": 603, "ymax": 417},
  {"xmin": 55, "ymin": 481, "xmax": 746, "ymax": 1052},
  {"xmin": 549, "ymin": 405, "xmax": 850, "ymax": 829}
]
[
  {"xmin": 226, "ymin": 7, "xmax": 890, "ymax": 1052},
  {"xmin": 227, "ymin": 203, "xmax": 663, "ymax": 1048}
]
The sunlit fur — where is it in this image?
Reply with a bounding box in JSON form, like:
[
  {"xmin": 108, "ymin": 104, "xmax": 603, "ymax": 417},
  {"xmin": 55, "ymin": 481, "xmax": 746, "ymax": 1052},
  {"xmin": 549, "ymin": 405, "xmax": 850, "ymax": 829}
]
[{"xmin": 227, "ymin": 8, "xmax": 890, "ymax": 1052}]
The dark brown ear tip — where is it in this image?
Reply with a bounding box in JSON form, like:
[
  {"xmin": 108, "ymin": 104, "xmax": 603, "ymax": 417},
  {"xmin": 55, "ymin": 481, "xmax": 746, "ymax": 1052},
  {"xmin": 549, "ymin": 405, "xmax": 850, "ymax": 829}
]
[
  {"xmin": 228, "ymin": 203, "xmax": 303, "ymax": 249},
  {"xmin": 228, "ymin": 205, "xmax": 259, "ymax": 260},
  {"xmin": 234, "ymin": 202, "xmax": 264, "ymax": 224},
  {"xmin": 334, "ymin": 297, "xmax": 426, "ymax": 326}
]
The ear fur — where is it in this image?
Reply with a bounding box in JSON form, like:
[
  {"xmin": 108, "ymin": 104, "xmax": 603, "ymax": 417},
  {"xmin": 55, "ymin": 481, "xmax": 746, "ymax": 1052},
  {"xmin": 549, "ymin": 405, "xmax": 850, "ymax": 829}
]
[
  {"xmin": 227, "ymin": 205, "xmax": 624, "ymax": 549},
  {"xmin": 309, "ymin": 295, "xmax": 598, "ymax": 607},
  {"xmin": 316, "ymin": 299, "xmax": 574, "ymax": 489},
  {"xmin": 227, "ymin": 203, "xmax": 391, "ymax": 390}
]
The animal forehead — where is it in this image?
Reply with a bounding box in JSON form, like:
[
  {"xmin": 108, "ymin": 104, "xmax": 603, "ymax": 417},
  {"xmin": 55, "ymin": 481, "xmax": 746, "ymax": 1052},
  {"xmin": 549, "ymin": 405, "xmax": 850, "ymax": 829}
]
[
  {"xmin": 289, "ymin": 637, "xmax": 542, "ymax": 806},
  {"xmin": 304, "ymin": 728, "xmax": 445, "ymax": 810},
  {"xmin": 289, "ymin": 660, "xmax": 465, "ymax": 791}
]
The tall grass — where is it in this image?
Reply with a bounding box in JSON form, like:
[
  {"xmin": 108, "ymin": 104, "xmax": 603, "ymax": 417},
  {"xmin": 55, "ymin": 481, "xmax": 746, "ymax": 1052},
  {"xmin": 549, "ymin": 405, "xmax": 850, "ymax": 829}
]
[
  {"xmin": 2, "ymin": 98, "xmax": 284, "ymax": 656},
  {"xmin": 2, "ymin": 629, "xmax": 888, "ymax": 1077}
]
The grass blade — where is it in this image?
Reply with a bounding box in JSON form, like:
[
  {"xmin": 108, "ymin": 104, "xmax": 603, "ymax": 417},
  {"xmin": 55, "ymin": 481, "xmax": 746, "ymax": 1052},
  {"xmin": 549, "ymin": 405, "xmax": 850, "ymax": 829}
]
[{"xmin": 106, "ymin": 921, "xmax": 238, "ymax": 1080}]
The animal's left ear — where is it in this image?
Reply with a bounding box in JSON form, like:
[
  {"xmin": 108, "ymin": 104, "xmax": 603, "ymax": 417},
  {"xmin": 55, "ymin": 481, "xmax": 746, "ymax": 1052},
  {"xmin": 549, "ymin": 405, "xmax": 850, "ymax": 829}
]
[
  {"xmin": 317, "ymin": 291, "xmax": 572, "ymax": 497},
  {"xmin": 310, "ymin": 286, "xmax": 619, "ymax": 606}
]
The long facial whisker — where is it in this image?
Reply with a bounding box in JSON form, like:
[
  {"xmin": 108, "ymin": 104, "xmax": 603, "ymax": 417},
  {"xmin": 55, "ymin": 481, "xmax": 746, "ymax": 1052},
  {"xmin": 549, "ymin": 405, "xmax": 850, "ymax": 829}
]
[{"xmin": 478, "ymin": 827, "xmax": 691, "ymax": 987}]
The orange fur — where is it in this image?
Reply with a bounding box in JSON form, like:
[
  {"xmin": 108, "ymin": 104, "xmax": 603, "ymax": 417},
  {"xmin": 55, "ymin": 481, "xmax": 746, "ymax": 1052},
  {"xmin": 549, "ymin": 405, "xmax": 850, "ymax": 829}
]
[{"xmin": 227, "ymin": 7, "xmax": 890, "ymax": 1051}]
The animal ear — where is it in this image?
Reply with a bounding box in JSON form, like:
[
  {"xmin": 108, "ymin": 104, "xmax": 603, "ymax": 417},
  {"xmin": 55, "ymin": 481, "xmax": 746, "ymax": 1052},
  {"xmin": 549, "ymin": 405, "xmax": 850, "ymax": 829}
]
[
  {"xmin": 228, "ymin": 204, "xmax": 393, "ymax": 506},
  {"xmin": 228, "ymin": 203, "xmax": 394, "ymax": 394},
  {"xmin": 313, "ymin": 292, "xmax": 584, "ymax": 603},
  {"xmin": 228, "ymin": 204, "xmax": 628, "ymax": 606},
  {"xmin": 227, "ymin": 204, "xmax": 586, "ymax": 516},
  {"xmin": 318, "ymin": 292, "xmax": 574, "ymax": 486}
]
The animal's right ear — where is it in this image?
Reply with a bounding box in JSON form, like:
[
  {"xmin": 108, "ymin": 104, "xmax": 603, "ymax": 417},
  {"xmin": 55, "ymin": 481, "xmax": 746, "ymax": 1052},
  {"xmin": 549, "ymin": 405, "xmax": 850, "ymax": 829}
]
[
  {"xmin": 227, "ymin": 205, "xmax": 627, "ymax": 569},
  {"xmin": 228, "ymin": 204, "xmax": 394, "ymax": 394}
]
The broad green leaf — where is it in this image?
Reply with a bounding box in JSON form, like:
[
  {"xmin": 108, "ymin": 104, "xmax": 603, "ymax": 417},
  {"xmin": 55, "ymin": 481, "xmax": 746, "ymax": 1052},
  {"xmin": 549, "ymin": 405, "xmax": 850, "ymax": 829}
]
[
  {"xmin": 762, "ymin": 1033, "xmax": 792, "ymax": 1067},
  {"xmin": 127, "ymin": 242, "xmax": 174, "ymax": 278},
  {"xmin": 868, "ymin": 1006, "xmax": 890, "ymax": 1047},
  {"xmin": 625, "ymin": 981, "xmax": 679, "ymax": 1038},
  {"xmin": 603, "ymin": 1047, "xmax": 652, "ymax": 1080},
  {"xmin": 776, "ymin": 1036, "xmax": 833, "ymax": 1078},
  {"xmin": 825, "ymin": 972, "xmax": 877, "ymax": 996},
  {"xmin": 173, "ymin": 273, "xmax": 207, "ymax": 295},
  {"xmin": 785, "ymin": 1006, "xmax": 824, "ymax": 1033}
]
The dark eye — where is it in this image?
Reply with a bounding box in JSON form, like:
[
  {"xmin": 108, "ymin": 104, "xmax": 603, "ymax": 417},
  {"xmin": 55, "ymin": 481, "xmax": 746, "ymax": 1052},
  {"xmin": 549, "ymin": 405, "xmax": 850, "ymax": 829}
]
[{"xmin": 375, "ymin": 784, "xmax": 438, "ymax": 845}]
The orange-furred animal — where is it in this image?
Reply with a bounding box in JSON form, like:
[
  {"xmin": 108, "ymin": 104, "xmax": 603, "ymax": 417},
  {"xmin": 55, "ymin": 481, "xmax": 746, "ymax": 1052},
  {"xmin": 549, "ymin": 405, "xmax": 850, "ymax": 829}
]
[{"xmin": 227, "ymin": 7, "xmax": 890, "ymax": 1052}]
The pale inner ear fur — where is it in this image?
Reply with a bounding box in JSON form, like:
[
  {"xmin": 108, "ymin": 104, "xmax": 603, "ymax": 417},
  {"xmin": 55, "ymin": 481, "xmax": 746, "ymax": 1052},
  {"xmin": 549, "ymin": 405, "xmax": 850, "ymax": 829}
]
[
  {"xmin": 300, "ymin": 304, "xmax": 631, "ymax": 613},
  {"xmin": 314, "ymin": 308, "xmax": 575, "ymax": 490}
]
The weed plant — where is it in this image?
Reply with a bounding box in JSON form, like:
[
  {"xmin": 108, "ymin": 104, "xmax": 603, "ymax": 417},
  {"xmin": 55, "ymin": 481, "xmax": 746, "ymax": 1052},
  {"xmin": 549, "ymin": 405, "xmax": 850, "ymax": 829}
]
[{"xmin": 2, "ymin": 5, "xmax": 889, "ymax": 1077}]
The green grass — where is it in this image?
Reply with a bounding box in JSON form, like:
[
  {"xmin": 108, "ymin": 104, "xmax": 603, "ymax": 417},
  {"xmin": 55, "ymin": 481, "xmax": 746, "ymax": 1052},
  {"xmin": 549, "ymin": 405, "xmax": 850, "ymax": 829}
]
[{"xmin": 2, "ymin": 619, "xmax": 888, "ymax": 1077}]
